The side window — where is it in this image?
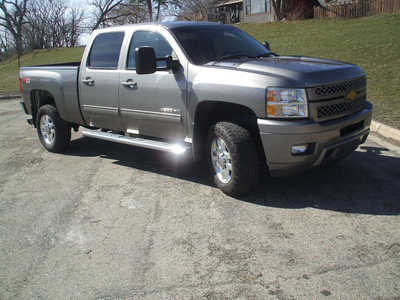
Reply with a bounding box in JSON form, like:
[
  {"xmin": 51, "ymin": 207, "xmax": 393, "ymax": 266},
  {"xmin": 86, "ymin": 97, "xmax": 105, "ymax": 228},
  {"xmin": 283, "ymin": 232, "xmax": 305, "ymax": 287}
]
[
  {"xmin": 88, "ymin": 32, "xmax": 124, "ymax": 69},
  {"xmin": 127, "ymin": 31, "xmax": 173, "ymax": 69}
]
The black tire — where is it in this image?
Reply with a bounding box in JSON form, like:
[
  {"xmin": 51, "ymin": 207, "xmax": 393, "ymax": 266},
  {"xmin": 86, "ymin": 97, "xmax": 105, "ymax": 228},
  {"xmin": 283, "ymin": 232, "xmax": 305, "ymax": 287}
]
[
  {"xmin": 207, "ymin": 122, "xmax": 259, "ymax": 196},
  {"xmin": 36, "ymin": 105, "xmax": 71, "ymax": 153}
]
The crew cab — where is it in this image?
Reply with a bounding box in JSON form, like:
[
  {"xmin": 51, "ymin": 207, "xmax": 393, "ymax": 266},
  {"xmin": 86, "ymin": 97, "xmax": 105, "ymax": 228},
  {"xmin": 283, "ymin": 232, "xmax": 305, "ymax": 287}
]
[{"xmin": 19, "ymin": 22, "xmax": 373, "ymax": 196}]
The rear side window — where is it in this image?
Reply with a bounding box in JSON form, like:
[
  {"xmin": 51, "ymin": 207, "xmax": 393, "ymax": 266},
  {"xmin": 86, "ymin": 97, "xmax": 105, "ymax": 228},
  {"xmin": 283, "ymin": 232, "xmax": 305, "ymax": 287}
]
[
  {"xmin": 88, "ymin": 32, "xmax": 124, "ymax": 69},
  {"xmin": 127, "ymin": 31, "xmax": 173, "ymax": 69}
]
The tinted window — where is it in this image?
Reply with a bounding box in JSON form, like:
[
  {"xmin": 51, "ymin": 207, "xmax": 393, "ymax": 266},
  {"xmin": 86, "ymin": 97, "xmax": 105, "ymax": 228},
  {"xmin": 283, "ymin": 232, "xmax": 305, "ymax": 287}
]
[
  {"xmin": 127, "ymin": 31, "xmax": 173, "ymax": 69},
  {"xmin": 170, "ymin": 25, "xmax": 270, "ymax": 65},
  {"xmin": 88, "ymin": 32, "xmax": 124, "ymax": 69}
]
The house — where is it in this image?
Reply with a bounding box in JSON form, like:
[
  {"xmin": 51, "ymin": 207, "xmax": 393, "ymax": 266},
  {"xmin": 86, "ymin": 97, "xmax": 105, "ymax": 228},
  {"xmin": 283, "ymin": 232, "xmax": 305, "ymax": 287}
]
[
  {"xmin": 213, "ymin": 0, "xmax": 275, "ymax": 23},
  {"xmin": 243, "ymin": 0, "xmax": 276, "ymax": 23},
  {"xmin": 214, "ymin": 0, "xmax": 322, "ymax": 24},
  {"xmin": 215, "ymin": 0, "xmax": 244, "ymax": 24}
]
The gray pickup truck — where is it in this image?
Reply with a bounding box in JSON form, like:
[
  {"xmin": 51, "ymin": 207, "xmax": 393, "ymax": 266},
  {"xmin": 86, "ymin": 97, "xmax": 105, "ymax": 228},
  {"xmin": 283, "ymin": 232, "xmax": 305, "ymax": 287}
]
[{"xmin": 19, "ymin": 22, "xmax": 372, "ymax": 196}]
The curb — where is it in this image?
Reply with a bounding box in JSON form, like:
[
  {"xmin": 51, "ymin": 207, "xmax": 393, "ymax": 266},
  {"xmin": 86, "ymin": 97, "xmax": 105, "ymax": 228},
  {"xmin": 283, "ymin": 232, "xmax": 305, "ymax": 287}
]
[
  {"xmin": 370, "ymin": 120, "xmax": 400, "ymax": 143},
  {"xmin": 0, "ymin": 95, "xmax": 20, "ymax": 100}
]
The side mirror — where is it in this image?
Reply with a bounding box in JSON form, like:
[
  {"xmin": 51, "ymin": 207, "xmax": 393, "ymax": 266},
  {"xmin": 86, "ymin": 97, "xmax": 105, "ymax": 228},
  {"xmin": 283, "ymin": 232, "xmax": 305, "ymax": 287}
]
[
  {"xmin": 262, "ymin": 41, "xmax": 270, "ymax": 50},
  {"xmin": 135, "ymin": 46, "xmax": 156, "ymax": 75}
]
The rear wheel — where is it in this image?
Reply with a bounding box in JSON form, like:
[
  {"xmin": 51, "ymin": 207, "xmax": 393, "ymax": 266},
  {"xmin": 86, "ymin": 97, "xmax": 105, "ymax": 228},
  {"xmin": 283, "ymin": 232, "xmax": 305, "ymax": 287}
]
[
  {"xmin": 37, "ymin": 105, "xmax": 71, "ymax": 153},
  {"xmin": 208, "ymin": 122, "xmax": 259, "ymax": 196}
]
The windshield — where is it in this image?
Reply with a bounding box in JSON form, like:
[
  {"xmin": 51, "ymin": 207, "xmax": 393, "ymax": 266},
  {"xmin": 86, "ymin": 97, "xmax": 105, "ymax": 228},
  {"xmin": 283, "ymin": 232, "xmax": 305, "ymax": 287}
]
[{"xmin": 169, "ymin": 25, "xmax": 271, "ymax": 65}]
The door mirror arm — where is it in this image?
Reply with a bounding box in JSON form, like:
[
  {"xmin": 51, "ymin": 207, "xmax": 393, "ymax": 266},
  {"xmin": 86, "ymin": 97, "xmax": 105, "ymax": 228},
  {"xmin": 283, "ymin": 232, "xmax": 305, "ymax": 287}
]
[
  {"xmin": 159, "ymin": 56, "xmax": 180, "ymax": 72},
  {"xmin": 262, "ymin": 41, "xmax": 270, "ymax": 50},
  {"xmin": 165, "ymin": 55, "xmax": 180, "ymax": 72}
]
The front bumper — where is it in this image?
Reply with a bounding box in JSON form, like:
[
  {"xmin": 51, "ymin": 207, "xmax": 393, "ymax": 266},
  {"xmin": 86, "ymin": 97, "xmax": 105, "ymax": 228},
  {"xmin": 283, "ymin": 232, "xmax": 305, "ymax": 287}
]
[{"xmin": 258, "ymin": 102, "xmax": 373, "ymax": 177}]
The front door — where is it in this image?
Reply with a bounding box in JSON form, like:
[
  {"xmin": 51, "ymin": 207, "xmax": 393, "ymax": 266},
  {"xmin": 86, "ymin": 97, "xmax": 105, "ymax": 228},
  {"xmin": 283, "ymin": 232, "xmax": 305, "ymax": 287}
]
[
  {"xmin": 79, "ymin": 31, "xmax": 124, "ymax": 130},
  {"xmin": 119, "ymin": 30, "xmax": 186, "ymax": 140}
]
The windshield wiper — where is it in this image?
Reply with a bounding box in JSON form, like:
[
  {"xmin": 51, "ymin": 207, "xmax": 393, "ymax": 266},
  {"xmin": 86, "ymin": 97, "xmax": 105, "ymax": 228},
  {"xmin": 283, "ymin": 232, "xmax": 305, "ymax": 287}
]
[
  {"xmin": 205, "ymin": 52, "xmax": 277, "ymax": 64},
  {"xmin": 256, "ymin": 53, "xmax": 278, "ymax": 58},
  {"xmin": 215, "ymin": 54, "xmax": 254, "ymax": 61}
]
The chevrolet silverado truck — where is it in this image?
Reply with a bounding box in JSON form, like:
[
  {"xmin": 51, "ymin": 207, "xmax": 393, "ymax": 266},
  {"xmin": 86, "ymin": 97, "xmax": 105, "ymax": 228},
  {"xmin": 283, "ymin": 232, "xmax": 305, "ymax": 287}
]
[{"xmin": 19, "ymin": 22, "xmax": 373, "ymax": 196}]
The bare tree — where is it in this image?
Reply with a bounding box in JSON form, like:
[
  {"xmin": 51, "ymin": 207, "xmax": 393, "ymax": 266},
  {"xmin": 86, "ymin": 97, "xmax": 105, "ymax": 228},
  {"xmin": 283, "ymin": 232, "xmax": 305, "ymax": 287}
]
[
  {"xmin": 65, "ymin": 8, "xmax": 85, "ymax": 47},
  {"xmin": 90, "ymin": 0, "xmax": 127, "ymax": 30},
  {"xmin": 169, "ymin": 0, "xmax": 221, "ymax": 21},
  {"xmin": 89, "ymin": 0, "xmax": 160, "ymax": 28},
  {"xmin": 0, "ymin": 27, "xmax": 12, "ymax": 60},
  {"xmin": 154, "ymin": 0, "xmax": 170, "ymax": 21},
  {"xmin": 24, "ymin": 0, "xmax": 85, "ymax": 49},
  {"xmin": 145, "ymin": 0, "xmax": 153, "ymax": 21},
  {"xmin": 24, "ymin": 0, "xmax": 47, "ymax": 49},
  {"xmin": 0, "ymin": 0, "xmax": 29, "ymax": 67},
  {"xmin": 106, "ymin": 1, "xmax": 149, "ymax": 25}
]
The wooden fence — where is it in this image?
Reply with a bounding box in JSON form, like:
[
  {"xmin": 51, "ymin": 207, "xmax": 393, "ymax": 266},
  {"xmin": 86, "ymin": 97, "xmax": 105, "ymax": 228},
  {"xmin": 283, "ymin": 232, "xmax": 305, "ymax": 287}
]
[{"xmin": 314, "ymin": 0, "xmax": 400, "ymax": 18}]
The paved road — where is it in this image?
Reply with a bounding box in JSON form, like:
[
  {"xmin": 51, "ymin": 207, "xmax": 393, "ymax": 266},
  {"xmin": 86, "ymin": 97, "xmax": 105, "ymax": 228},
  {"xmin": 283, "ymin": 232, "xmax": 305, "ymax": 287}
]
[{"xmin": 1, "ymin": 99, "xmax": 399, "ymax": 300}]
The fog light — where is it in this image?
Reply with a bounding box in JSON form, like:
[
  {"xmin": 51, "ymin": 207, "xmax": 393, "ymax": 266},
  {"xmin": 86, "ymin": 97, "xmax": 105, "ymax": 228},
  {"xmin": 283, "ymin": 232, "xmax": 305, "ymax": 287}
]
[
  {"xmin": 291, "ymin": 143, "xmax": 315, "ymax": 156},
  {"xmin": 291, "ymin": 145, "xmax": 308, "ymax": 154}
]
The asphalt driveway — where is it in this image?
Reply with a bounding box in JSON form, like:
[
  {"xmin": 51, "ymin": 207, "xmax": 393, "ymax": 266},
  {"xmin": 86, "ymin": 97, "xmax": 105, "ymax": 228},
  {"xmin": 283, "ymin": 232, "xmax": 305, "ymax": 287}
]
[{"xmin": 1, "ymin": 99, "xmax": 399, "ymax": 299}]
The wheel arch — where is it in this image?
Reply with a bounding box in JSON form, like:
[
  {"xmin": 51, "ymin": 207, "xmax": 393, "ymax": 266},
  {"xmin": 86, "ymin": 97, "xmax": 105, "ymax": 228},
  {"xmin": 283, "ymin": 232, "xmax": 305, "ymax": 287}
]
[
  {"xmin": 30, "ymin": 89, "xmax": 58, "ymax": 126},
  {"xmin": 192, "ymin": 101, "xmax": 266, "ymax": 164}
]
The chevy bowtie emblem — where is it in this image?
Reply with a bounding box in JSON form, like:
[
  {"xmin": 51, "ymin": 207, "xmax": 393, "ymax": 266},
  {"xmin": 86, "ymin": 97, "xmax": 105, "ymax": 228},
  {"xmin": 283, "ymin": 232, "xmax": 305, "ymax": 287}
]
[{"xmin": 346, "ymin": 90, "xmax": 357, "ymax": 101}]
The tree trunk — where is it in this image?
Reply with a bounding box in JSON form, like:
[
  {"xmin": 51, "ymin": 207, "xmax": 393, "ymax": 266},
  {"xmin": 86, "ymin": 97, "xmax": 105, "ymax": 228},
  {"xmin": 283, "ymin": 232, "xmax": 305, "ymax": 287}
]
[
  {"xmin": 147, "ymin": 0, "xmax": 153, "ymax": 21},
  {"xmin": 156, "ymin": 1, "xmax": 161, "ymax": 21},
  {"xmin": 271, "ymin": 0, "xmax": 282, "ymax": 20}
]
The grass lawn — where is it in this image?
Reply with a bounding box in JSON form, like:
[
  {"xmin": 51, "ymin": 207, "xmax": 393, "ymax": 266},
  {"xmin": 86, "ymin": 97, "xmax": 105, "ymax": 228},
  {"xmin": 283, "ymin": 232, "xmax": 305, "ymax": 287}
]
[
  {"xmin": 0, "ymin": 47, "xmax": 84, "ymax": 95},
  {"xmin": 238, "ymin": 14, "xmax": 400, "ymax": 128},
  {"xmin": 0, "ymin": 14, "xmax": 399, "ymax": 127}
]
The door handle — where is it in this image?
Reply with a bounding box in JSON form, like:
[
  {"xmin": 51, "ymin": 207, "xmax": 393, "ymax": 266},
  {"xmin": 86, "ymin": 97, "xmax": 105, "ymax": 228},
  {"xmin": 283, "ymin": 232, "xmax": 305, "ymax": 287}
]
[
  {"xmin": 121, "ymin": 80, "xmax": 137, "ymax": 89},
  {"xmin": 82, "ymin": 78, "xmax": 95, "ymax": 86}
]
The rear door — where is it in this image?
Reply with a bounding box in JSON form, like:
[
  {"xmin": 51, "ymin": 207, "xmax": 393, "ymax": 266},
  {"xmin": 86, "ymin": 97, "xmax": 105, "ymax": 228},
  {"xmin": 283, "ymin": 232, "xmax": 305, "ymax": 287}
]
[{"xmin": 79, "ymin": 31, "xmax": 124, "ymax": 130}]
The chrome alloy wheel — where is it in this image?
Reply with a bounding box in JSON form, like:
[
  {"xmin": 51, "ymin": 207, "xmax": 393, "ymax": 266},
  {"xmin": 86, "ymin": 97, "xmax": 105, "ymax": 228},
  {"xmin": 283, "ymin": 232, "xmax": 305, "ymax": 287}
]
[
  {"xmin": 211, "ymin": 137, "xmax": 233, "ymax": 184},
  {"xmin": 40, "ymin": 114, "xmax": 56, "ymax": 145}
]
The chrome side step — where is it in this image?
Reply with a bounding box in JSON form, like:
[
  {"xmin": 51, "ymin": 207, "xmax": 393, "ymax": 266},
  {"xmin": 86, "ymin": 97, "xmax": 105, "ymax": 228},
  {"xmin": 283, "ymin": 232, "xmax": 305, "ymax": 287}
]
[{"xmin": 81, "ymin": 129, "xmax": 190, "ymax": 155}]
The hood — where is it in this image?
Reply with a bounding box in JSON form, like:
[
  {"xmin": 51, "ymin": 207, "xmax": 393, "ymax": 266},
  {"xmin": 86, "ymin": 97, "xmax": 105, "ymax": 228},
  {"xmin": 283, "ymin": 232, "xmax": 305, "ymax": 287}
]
[{"xmin": 206, "ymin": 56, "xmax": 365, "ymax": 87}]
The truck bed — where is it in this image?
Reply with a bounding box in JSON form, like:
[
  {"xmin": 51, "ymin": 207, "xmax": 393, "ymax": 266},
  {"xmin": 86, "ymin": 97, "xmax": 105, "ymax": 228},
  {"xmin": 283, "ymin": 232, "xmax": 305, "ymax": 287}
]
[
  {"xmin": 27, "ymin": 61, "xmax": 81, "ymax": 68},
  {"xmin": 19, "ymin": 61, "xmax": 84, "ymax": 125}
]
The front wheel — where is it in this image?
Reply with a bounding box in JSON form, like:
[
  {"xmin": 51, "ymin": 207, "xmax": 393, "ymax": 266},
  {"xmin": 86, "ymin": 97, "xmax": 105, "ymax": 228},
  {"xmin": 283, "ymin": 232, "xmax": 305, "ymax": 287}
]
[
  {"xmin": 37, "ymin": 105, "xmax": 71, "ymax": 153},
  {"xmin": 208, "ymin": 122, "xmax": 259, "ymax": 196}
]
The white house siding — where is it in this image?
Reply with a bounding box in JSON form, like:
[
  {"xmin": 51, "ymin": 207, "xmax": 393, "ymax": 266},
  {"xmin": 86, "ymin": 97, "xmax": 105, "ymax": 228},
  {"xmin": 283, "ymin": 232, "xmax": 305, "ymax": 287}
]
[{"xmin": 242, "ymin": 0, "xmax": 276, "ymax": 23}]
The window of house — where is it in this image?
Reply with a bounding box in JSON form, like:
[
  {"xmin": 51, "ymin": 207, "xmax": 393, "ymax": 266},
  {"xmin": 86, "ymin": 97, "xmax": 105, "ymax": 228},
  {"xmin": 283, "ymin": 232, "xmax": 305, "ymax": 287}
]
[
  {"xmin": 127, "ymin": 31, "xmax": 173, "ymax": 69},
  {"xmin": 87, "ymin": 32, "xmax": 124, "ymax": 69}
]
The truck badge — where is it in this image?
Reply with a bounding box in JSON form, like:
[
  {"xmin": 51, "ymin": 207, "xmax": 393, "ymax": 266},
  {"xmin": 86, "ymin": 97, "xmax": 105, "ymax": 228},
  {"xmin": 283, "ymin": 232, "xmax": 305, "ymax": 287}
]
[{"xmin": 346, "ymin": 90, "xmax": 357, "ymax": 101}]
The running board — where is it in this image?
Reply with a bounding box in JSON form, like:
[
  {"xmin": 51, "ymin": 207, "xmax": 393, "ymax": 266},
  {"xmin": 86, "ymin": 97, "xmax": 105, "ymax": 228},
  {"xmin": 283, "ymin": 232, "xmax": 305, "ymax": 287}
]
[{"xmin": 82, "ymin": 129, "xmax": 190, "ymax": 155}]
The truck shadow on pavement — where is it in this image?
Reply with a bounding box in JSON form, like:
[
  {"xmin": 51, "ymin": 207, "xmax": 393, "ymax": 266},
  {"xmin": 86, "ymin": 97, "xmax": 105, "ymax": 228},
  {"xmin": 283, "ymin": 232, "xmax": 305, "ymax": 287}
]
[{"xmin": 67, "ymin": 137, "xmax": 400, "ymax": 216}]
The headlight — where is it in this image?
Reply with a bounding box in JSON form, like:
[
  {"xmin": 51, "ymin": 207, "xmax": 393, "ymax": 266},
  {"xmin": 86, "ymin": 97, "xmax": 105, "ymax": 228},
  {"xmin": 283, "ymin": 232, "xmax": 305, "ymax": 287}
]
[{"xmin": 266, "ymin": 88, "xmax": 308, "ymax": 118}]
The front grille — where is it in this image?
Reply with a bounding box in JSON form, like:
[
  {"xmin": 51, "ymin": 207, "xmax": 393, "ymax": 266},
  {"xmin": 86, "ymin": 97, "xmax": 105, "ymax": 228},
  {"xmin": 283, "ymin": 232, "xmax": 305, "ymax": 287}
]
[
  {"xmin": 314, "ymin": 77, "xmax": 366, "ymax": 97},
  {"xmin": 308, "ymin": 76, "xmax": 367, "ymax": 122},
  {"xmin": 318, "ymin": 102, "xmax": 354, "ymax": 118},
  {"xmin": 308, "ymin": 77, "xmax": 367, "ymax": 101},
  {"xmin": 315, "ymin": 98, "xmax": 365, "ymax": 121}
]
